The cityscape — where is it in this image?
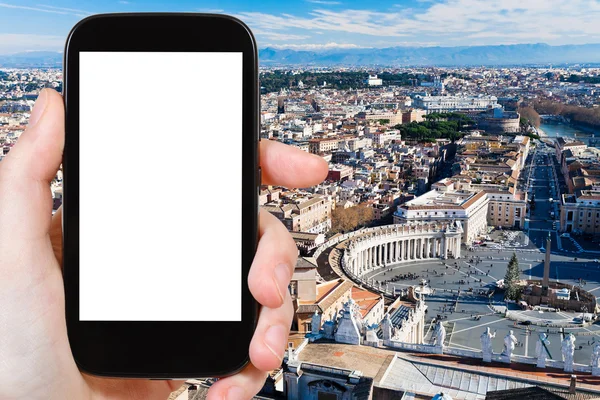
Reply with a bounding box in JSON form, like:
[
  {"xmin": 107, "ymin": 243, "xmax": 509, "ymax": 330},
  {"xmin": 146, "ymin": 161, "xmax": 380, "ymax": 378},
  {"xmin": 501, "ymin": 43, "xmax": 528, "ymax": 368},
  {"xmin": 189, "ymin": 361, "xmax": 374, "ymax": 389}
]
[
  {"xmin": 3, "ymin": 59, "xmax": 600, "ymax": 399},
  {"xmin": 3, "ymin": 4, "xmax": 600, "ymax": 397}
]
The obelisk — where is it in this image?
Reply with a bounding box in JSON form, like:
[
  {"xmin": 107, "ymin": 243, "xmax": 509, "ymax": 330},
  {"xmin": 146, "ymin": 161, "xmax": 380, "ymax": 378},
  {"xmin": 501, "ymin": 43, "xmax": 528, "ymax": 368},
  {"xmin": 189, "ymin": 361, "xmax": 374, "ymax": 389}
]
[{"xmin": 542, "ymin": 231, "xmax": 551, "ymax": 296}]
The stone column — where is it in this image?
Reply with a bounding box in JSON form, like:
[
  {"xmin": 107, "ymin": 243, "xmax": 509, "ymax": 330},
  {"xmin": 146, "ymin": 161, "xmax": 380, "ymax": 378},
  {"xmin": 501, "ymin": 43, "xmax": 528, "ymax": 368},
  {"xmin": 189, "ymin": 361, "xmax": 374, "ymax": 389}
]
[
  {"xmin": 360, "ymin": 250, "xmax": 364, "ymax": 272},
  {"xmin": 396, "ymin": 240, "xmax": 400, "ymax": 262},
  {"xmin": 414, "ymin": 239, "xmax": 419, "ymax": 259},
  {"xmin": 456, "ymin": 237, "xmax": 461, "ymax": 258},
  {"xmin": 441, "ymin": 237, "xmax": 447, "ymax": 259},
  {"xmin": 383, "ymin": 242, "xmax": 387, "ymax": 264}
]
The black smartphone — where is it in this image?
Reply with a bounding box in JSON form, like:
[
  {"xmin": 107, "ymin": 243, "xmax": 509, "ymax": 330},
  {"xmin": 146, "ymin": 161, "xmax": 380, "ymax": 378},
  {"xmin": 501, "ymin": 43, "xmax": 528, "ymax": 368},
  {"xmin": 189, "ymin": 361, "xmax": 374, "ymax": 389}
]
[{"xmin": 62, "ymin": 13, "xmax": 260, "ymax": 378}]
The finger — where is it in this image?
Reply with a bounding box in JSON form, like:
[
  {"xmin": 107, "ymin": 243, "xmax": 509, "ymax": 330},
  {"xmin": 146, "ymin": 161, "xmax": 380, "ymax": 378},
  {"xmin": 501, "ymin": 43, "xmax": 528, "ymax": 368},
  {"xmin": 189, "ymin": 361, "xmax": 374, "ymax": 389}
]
[
  {"xmin": 248, "ymin": 209, "xmax": 297, "ymax": 309},
  {"xmin": 0, "ymin": 88, "xmax": 64, "ymax": 242},
  {"xmin": 84, "ymin": 375, "xmax": 185, "ymax": 400},
  {"xmin": 206, "ymin": 363, "xmax": 267, "ymax": 400},
  {"xmin": 50, "ymin": 206, "xmax": 63, "ymax": 266},
  {"xmin": 248, "ymin": 290, "xmax": 294, "ymax": 372},
  {"xmin": 260, "ymin": 140, "xmax": 328, "ymax": 187}
]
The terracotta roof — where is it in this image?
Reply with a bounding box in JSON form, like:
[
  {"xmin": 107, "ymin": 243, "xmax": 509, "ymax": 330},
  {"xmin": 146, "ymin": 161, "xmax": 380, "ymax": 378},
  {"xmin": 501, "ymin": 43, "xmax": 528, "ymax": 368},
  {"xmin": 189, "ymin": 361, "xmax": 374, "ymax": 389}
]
[
  {"xmin": 297, "ymin": 278, "xmax": 354, "ymax": 314},
  {"xmin": 351, "ymin": 286, "xmax": 382, "ymax": 318}
]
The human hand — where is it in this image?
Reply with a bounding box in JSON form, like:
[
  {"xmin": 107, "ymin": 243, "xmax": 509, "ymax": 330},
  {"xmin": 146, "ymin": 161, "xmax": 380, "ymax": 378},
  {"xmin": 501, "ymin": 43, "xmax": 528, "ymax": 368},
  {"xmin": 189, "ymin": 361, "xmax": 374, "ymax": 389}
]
[{"xmin": 0, "ymin": 88, "xmax": 328, "ymax": 400}]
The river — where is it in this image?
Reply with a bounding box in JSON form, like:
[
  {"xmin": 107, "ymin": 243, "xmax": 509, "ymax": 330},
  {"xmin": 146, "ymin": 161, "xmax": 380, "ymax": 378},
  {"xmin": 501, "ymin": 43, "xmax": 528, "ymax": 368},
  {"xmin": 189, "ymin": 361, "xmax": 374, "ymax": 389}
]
[{"xmin": 539, "ymin": 122, "xmax": 600, "ymax": 146}]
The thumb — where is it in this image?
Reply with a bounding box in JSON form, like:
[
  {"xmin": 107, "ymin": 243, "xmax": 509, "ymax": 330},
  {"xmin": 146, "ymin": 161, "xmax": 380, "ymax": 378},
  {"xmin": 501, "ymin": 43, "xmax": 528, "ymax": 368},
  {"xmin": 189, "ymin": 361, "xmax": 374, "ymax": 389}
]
[{"xmin": 0, "ymin": 88, "xmax": 64, "ymax": 241}]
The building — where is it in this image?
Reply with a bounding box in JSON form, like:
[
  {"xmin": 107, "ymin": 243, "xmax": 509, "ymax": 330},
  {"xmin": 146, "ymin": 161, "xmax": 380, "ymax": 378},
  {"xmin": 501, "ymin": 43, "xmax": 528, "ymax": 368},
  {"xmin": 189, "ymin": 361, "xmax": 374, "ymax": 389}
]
[
  {"xmin": 560, "ymin": 190, "xmax": 600, "ymax": 234},
  {"xmin": 393, "ymin": 188, "xmax": 489, "ymax": 244},
  {"xmin": 364, "ymin": 129, "xmax": 401, "ymax": 147},
  {"xmin": 366, "ymin": 74, "xmax": 382, "ymax": 86},
  {"xmin": 295, "ymin": 278, "xmax": 354, "ymax": 332},
  {"xmin": 290, "ymin": 232, "xmax": 326, "ymax": 255},
  {"xmin": 433, "ymin": 179, "xmax": 527, "ymax": 229},
  {"xmin": 556, "ymin": 137, "xmax": 587, "ymax": 160},
  {"xmin": 327, "ymin": 164, "xmax": 354, "ymax": 182},
  {"xmin": 477, "ymin": 185, "xmax": 527, "ymax": 229},
  {"xmin": 346, "ymin": 137, "xmax": 372, "ymax": 151},
  {"xmin": 308, "ymin": 135, "xmax": 354, "ymax": 154},
  {"xmin": 413, "ymin": 94, "xmax": 498, "ymax": 114},
  {"xmin": 356, "ymin": 111, "xmax": 403, "ymax": 126},
  {"xmin": 476, "ymin": 108, "xmax": 521, "ymax": 133},
  {"xmin": 263, "ymin": 194, "xmax": 332, "ymax": 234},
  {"xmin": 350, "ymin": 287, "xmax": 385, "ymax": 328},
  {"xmin": 402, "ymin": 109, "xmax": 427, "ymax": 123}
]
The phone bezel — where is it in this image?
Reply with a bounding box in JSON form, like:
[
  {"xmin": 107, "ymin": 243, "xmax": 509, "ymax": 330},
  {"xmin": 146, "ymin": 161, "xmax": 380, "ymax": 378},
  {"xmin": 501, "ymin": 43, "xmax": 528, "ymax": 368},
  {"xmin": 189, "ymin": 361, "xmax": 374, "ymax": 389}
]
[{"xmin": 63, "ymin": 13, "xmax": 259, "ymax": 378}]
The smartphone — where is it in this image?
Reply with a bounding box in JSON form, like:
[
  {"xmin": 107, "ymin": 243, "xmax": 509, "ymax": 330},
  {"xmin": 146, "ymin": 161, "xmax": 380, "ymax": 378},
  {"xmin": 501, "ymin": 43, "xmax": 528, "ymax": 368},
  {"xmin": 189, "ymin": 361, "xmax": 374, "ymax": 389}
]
[{"xmin": 62, "ymin": 13, "xmax": 259, "ymax": 378}]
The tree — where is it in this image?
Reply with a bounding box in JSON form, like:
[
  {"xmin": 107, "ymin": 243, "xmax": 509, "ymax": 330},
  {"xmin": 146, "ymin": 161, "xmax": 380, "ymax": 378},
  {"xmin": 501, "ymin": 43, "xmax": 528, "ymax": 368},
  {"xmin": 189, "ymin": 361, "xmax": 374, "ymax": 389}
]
[
  {"xmin": 331, "ymin": 205, "xmax": 374, "ymax": 234},
  {"xmin": 504, "ymin": 253, "xmax": 521, "ymax": 300},
  {"xmin": 518, "ymin": 106, "xmax": 541, "ymax": 128}
]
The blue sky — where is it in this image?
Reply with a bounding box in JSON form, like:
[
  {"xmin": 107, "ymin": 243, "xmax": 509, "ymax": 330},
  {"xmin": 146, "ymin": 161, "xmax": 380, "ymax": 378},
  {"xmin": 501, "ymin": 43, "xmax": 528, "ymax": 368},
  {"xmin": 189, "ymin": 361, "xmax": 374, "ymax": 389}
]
[{"xmin": 1, "ymin": 0, "xmax": 600, "ymax": 53}]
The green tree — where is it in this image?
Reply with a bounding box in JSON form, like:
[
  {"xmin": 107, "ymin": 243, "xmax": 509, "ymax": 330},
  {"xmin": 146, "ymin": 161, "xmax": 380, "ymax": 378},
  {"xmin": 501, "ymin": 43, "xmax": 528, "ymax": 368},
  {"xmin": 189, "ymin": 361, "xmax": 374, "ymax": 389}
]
[{"xmin": 504, "ymin": 252, "xmax": 521, "ymax": 300}]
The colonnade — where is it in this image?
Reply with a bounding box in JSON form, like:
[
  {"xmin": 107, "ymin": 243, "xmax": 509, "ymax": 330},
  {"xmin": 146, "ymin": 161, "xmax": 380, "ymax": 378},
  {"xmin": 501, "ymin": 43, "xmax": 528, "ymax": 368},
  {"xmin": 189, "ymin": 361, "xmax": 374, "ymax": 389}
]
[{"xmin": 342, "ymin": 222, "xmax": 464, "ymax": 277}]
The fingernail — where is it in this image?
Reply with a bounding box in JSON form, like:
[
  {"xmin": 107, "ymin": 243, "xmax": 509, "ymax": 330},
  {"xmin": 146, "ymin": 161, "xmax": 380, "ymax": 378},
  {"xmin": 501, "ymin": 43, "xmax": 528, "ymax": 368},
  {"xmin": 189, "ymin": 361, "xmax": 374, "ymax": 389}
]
[
  {"xmin": 226, "ymin": 386, "xmax": 245, "ymax": 400},
  {"xmin": 29, "ymin": 89, "xmax": 48, "ymax": 128},
  {"xmin": 273, "ymin": 263, "xmax": 291, "ymax": 305},
  {"xmin": 264, "ymin": 324, "xmax": 287, "ymax": 362}
]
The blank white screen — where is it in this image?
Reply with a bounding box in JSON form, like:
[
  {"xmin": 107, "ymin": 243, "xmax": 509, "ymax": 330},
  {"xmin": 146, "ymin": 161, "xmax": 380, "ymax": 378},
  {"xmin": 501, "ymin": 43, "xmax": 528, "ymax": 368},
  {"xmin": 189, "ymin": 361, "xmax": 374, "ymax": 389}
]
[{"xmin": 79, "ymin": 52, "xmax": 242, "ymax": 321}]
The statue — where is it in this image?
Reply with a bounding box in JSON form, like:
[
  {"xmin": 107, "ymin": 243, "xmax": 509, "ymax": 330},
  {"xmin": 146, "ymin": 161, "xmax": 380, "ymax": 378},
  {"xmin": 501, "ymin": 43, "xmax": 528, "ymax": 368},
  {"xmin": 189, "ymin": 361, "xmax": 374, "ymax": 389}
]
[
  {"xmin": 591, "ymin": 342, "xmax": 600, "ymax": 376},
  {"xmin": 311, "ymin": 310, "xmax": 322, "ymax": 335},
  {"xmin": 561, "ymin": 333, "xmax": 576, "ymax": 372},
  {"xmin": 382, "ymin": 314, "xmax": 393, "ymax": 341},
  {"xmin": 366, "ymin": 325, "xmax": 379, "ymax": 343},
  {"xmin": 480, "ymin": 327, "xmax": 496, "ymax": 362},
  {"xmin": 502, "ymin": 330, "xmax": 518, "ymax": 359},
  {"xmin": 334, "ymin": 299, "xmax": 362, "ymax": 345},
  {"xmin": 434, "ymin": 321, "xmax": 446, "ymax": 349},
  {"xmin": 535, "ymin": 333, "xmax": 551, "ymax": 368}
]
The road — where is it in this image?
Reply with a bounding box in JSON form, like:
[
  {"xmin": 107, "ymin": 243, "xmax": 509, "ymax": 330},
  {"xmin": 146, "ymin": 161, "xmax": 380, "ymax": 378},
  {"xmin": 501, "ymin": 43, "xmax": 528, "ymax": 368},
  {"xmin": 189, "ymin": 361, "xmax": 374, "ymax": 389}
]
[{"xmin": 363, "ymin": 141, "xmax": 600, "ymax": 364}]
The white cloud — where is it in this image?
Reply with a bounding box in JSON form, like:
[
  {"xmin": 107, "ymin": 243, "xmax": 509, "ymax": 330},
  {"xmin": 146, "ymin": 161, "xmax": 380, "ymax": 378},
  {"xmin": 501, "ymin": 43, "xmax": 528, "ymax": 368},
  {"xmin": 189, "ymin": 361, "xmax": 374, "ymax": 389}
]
[
  {"xmin": 237, "ymin": 0, "xmax": 600, "ymax": 48},
  {"xmin": 263, "ymin": 42, "xmax": 368, "ymax": 50},
  {"xmin": 0, "ymin": 2, "xmax": 89, "ymax": 17},
  {"xmin": 0, "ymin": 34, "xmax": 64, "ymax": 54},
  {"xmin": 253, "ymin": 30, "xmax": 311, "ymax": 41},
  {"xmin": 36, "ymin": 4, "xmax": 91, "ymax": 14}
]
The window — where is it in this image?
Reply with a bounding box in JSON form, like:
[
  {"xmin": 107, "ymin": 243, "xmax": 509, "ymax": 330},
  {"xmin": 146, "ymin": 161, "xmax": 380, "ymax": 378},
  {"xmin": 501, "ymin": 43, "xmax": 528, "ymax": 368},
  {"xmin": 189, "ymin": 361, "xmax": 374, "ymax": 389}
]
[{"xmin": 318, "ymin": 392, "xmax": 338, "ymax": 400}]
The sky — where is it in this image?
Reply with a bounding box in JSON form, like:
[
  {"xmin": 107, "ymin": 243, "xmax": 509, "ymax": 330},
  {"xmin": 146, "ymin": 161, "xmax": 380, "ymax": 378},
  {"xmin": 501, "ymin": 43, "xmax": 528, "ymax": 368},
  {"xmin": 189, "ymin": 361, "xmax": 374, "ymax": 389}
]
[{"xmin": 1, "ymin": 0, "xmax": 600, "ymax": 53}]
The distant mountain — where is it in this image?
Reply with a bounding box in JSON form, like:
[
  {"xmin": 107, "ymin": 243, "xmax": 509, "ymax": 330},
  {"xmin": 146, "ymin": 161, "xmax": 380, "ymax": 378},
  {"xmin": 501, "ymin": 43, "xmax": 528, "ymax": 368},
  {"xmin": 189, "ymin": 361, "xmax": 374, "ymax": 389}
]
[
  {"xmin": 2, "ymin": 43, "xmax": 600, "ymax": 68},
  {"xmin": 258, "ymin": 43, "xmax": 600, "ymax": 66},
  {"xmin": 0, "ymin": 51, "xmax": 62, "ymax": 68}
]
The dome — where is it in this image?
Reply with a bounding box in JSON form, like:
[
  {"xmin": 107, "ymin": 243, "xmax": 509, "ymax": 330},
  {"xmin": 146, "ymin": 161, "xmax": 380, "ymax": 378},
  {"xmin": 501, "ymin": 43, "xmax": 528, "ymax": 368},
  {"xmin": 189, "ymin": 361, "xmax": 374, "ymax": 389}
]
[{"xmin": 433, "ymin": 393, "xmax": 453, "ymax": 400}]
